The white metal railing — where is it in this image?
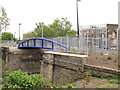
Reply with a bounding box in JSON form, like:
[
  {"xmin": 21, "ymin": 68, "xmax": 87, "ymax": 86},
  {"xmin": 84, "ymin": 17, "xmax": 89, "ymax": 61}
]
[
  {"xmin": 0, "ymin": 36, "xmax": 118, "ymax": 55},
  {"xmin": 0, "ymin": 40, "xmax": 18, "ymax": 47}
]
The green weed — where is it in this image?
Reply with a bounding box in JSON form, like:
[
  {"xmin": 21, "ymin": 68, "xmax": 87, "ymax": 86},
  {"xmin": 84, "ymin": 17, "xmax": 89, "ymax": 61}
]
[
  {"xmin": 97, "ymin": 83, "xmax": 102, "ymax": 85},
  {"xmin": 2, "ymin": 70, "xmax": 52, "ymax": 89},
  {"xmin": 107, "ymin": 57, "xmax": 112, "ymax": 60}
]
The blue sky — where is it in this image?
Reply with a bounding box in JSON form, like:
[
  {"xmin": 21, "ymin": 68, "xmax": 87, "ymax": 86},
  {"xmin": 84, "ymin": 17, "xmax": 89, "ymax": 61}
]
[{"xmin": 0, "ymin": 0, "xmax": 119, "ymax": 39}]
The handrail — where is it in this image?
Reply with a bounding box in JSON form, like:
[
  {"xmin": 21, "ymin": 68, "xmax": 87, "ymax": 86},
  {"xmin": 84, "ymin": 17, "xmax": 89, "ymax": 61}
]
[{"xmin": 18, "ymin": 38, "xmax": 67, "ymax": 51}]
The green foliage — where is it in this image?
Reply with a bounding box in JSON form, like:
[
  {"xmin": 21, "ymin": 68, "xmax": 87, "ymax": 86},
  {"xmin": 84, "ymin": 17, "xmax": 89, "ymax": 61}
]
[
  {"xmin": 66, "ymin": 84, "xmax": 74, "ymax": 88},
  {"xmin": 109, "ymin": 80, "xmax": 120, "ymax": 84},
  {"xmin": 23, "ymin": 32, "xmax": 34, "ymax": 39},
  {"xmin": 0, "ymin": 6, "xmax": 10, "ymax": 32},
  {"xmin": 1, "ymin": 32, "xmax": 14, "ymax": 40},
  {"xmin": 118, "ymin": 64, "xmax": 120, "ymax": 67},
  {"xmin": 97, "ymin": 83, "xmax": 102, "ymax": 86},
  {"xmin": 67, "ymin": 30, "xmax": 76, "ymax": 36},
  {"xmin": 2, "ymin": 70, "xmax": 51, "ymax": 89},
  {"xmin": 85, "ymin": 71, "xmax": 91, "ymax": 77},
  {"xmin": 109, "ymin": 80, "xmax": 116, "ymax": 84},
  {"xmin": 27, "ymin": 17, "xmax": 76, "ymax": 38},
  {"xmin": 67, "ymin": 85, "xmax": 72, "ymax": 88},
  {"xmin": 64, "ymin": 83, "xmax": 76, "ymax": 88},
  {"xmin": 106, "ymin": 77, "xmax": 111, "ymax": 80},
  {"xmin": 107, "ymin": 56, "xmax": 112, "ymax": 60},
  {"xmin": 88, "ymin": 70, "xmax": 104, "ymax": 78},
  {"xmin": 57, "ymin": 85, "xmax": 63, "ymax": 88}
]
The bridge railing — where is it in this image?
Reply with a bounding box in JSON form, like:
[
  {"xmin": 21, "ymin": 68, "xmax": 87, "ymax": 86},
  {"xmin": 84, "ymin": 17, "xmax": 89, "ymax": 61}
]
[
  {"xmin": 18, "ymin": 38, "xmax": 67, "ymax": 51},
  {"xmin": 46, "ymin": 36, "xmax": 88, "ymax": 53},
  {"xmin": 0, "ymin": 36, "xmax": 117, "ymax": 54},
  {"xmin": 0, "ymin": 40, "xmax": 18, "ymax": 47}
]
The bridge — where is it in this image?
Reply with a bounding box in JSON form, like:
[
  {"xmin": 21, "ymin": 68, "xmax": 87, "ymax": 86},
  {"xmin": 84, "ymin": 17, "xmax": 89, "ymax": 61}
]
[{"xmin": 18, "ymin": 38, "xmax": 67, "ymax": 51}]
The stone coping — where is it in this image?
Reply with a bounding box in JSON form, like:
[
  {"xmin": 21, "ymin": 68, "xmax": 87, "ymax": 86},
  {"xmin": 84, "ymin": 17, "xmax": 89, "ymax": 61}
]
[
  {"xmin": 44, "ymin": 51, "xmax": 88, "ymax": 58},
  {"xmin": 85, "ymin": 64, "xmax": 120, "ymax": 73},
  {"xmin": 9, "ymin": 47, "xmax": 43, "ymax": 52},
  {"xmin": 1, "ymin": 46, "xmax": 88, "ymax": 57}
]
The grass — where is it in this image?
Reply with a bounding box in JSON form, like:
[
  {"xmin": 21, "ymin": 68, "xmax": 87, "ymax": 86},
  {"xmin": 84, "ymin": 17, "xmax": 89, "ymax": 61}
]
[
  {"xmin": 62, "ymin": 71, "xmax": 120, "ymax": 88},
  {"xmin": 106, "ymin": 78, "xmax": 111, "ymax": 80},
  {"xmin": 109, "ymin": 80, "xmax": 120, "ymax": 84},
  {"xmin": 2, "ymin": 69, "xmax": 119, "ymax": 88},
  {"xmin": 109, "ymin": 80, "xmax": 116, "ymax": 84},
  {"xmin": 97, "ymin": 83, "xmax": 102, "ymax": 85},
  {"xmin": 107, "ymin": 56, "xmax": 112, "ymax": 60}
]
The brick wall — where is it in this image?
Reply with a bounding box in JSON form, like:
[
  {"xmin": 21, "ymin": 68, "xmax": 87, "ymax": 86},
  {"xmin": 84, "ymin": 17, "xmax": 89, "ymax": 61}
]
[
  {"xmin": 1, "ymin": 46, "xmax": 120, "ymax": 85},
  {"xmin": 2, "ymin": 47, "xmax": 43, "ymax": 73}
]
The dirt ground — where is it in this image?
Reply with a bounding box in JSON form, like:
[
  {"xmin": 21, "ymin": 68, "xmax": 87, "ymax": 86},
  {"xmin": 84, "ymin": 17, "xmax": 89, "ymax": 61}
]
[
  {"xmin": 67, "ymin": 51, "xmax": 119, "ymax": 88},
  {"xmin": 50, "ymin": 50, "xmax": 119, "ymax": 88},
  {"xmin": 56, "ymin": 50, "xmax": 119, "ymax": 70},
  {"xmin": 63, "ymin": 77, "xmax": 119, "ymax": 88},
  {"xmin": 86, "ymin": 52, "xmax": 118, "ymax": 70}
]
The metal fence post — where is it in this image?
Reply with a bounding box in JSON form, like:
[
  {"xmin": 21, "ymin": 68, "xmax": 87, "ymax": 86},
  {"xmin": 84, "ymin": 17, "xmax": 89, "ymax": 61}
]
[
  {"xmin": 92, "ymin": 37, "xmax": 93, "ymax": 48},
  {"xmin": 87, "ymin": 34, "xmax": 88, "ymax": 56},
  {"xmin": 67, "ymin": 36, "xmax": 69, "ymax": 51},
  {"xmin": 117, "ymin": 28, "xmax": 119, "ymax": 50},
  {"xmin": 79, "ymin": 36, "xmax": 80, "ymax": 51},
  {"xmin": 106, "ymin": 27, "xmax": 108, "ymax": 50}
]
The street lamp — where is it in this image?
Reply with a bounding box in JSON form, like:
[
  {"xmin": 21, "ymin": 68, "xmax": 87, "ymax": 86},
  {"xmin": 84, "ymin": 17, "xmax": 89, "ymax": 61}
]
[
  {"xmin": 76, "ymin": 0, "xmax": 81, "ymax": 36},
  {"xmin": 19, "ymin": 23, "xmax": 21, "ymax": 40}
]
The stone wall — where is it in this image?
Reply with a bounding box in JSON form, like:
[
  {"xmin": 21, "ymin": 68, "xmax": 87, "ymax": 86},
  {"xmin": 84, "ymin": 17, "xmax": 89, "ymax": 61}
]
[
  {"xmin": 0, "ymin": 46, "xmax": 120, "ymax": 85},
  {"xmin": 40, "ymin": 53, "xmax": 54, "ymax": 82},
  {"xmin": 1, "ymin": 47, "xmax": 44, "ymax": 73},
  {"xmin": 40, "ymin": 52, "xmax": 86, "ymax": 84},
  {"xmin": 1, "ymin": 47, "xmax": 87, "ymax": 84},
  {"xmin": 84, "ymin": 64, "xmax": 120, "ymax": 77}
]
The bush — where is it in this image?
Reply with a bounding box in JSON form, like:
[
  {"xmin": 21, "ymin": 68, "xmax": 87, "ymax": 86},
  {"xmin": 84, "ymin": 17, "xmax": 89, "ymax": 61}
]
[
  {"xmin": 2, "ymin": 70, "xmax": 51, "ymax": 89},
  {"xmin": 107, "ymin": 57, "xmax": 112, "ymax": 60}
]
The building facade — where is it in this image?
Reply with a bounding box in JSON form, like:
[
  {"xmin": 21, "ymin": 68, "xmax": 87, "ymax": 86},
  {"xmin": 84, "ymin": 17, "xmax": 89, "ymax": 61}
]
[{"xmin": 79, "ymin": 24, "xmax": 118, "ymax": 49}]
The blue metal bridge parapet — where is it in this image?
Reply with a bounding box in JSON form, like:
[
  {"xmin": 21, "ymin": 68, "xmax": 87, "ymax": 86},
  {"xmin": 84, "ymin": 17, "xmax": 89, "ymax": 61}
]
[{"xmin": 18, "ymin": 38, "xmax": 67, "ymax": 51}]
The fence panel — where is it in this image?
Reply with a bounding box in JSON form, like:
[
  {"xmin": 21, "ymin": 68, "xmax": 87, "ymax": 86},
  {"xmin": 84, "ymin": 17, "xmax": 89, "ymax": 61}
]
[
  {"xmin": 0, "ymin": 36, "xmax": 117, "ymax": 54},
  {"xmin": 47, "ymin": 36, "xmax": 88, "ymax": 54},
  {"xmin": 0, "ymin": 40, "xmax": 18, "ymax": 47}
]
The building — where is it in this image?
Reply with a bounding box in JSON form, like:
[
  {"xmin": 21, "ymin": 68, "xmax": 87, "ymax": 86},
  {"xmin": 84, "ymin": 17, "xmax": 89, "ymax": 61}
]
[
  {"xmin": 79, "ymin": 24, "xmax": 118, "ymax": 49},
  {"xmin": 80, "ymin": 24, "xmax": 118, "ymax": 38}
]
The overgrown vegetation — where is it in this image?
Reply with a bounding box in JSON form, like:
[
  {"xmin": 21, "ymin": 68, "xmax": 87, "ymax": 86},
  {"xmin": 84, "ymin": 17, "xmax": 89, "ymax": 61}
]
[
  {"xmin": 89, "ymin": 70, "xmax": 120, "ymax": 85},
  {"xmin": 1, "ymin": 70, "xmax": 120, "ymax": 89},
  {"xmin": 107, "ymin": 56, "xmax": 112, "ymax": 60},
  {"xmin": 2, "ymin": 70, "xmax": 52, "ymax": 89}
]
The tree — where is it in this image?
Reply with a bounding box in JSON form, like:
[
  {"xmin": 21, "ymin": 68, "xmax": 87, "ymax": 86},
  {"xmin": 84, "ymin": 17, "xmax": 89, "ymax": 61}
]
[
  {"xmin": 32, "ymin": 17, "xmax": 76, "ymax": 37},
  {"xmin": 1, "ymin": 32, "xmax": 14, "ymax": 40},
  {"xmin": 23, "ymin": 32, "xmax": 34, "ymax": 39},
  {"xmin": 32, "ymin": 22, "xmax": 58, "ymax": 37},
  {"xmin": 67, "ymin": 30, "xmax": 76, "ymax": 36},
  {"xmin": 49, "ymin": 17, "xmax": 76, "ymax": 36},
  {"xmin": 0, "ymin": 6, "xmax": 10, "ymax": 36}
]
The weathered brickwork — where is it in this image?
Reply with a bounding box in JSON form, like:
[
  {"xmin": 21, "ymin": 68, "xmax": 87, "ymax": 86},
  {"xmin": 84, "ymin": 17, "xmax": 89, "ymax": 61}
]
[
  {"xmin": 2, "ymin": 47, "xmax": 43, "ymax": 73},
  {"xmin": 1, "ymin": 46, "xmax": 120, "ymax": 85},
  {"xmin": 84, "ymin": 64, "xmax": 120, "ymax": 77},
  {"xmin": 40, "ymin": 53, "xmax": 54, "ymax": 81},
  {"xmin": 40, "ymin": 53, "xmax": 86, "ymax": 84}
]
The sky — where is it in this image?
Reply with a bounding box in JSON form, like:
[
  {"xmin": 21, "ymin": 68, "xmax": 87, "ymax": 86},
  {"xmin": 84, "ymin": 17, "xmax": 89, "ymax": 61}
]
[{"xmin": 0, "ymin": 0, "xmax": 120, "ymax": 39}]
